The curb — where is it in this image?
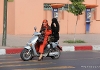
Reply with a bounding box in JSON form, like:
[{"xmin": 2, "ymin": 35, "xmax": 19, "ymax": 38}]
[
  {"xmin": 0, "ymin": 48, "xmax": 23, "ymax": 55},
  {"xmin": 62, "ymin": 45, "xmax": 100, "ymax": 51},
  {"xmin": 0, "ymin": 45, "xmax": 100, "ymax": 55}
]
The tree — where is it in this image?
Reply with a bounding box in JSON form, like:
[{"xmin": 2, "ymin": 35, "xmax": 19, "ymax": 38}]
[
  {"xmin": 2, "ymin": 0, "xmax": 8, "ymax": 46},
  {"xmin": 67, "ymin": 0, "xmax": 86, "ymax": 41}
]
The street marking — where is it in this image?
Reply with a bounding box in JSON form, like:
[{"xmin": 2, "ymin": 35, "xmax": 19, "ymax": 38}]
[
  {"xmin": 0, "ymin": 62, "xmax": 54, "ymax": 68},
  {"xmin": 14, "ymin": 66, "xmax": 75, "ymax": 70},
  {"xmin": 0, "ymin": 55, "xmax": 12, "ymax": 57},
  {"xmin": 81, "ymin": 66, "xmax": 100, "ymax": 68},
  {"xmin": 0, "ymin": 59, "xmax": 52, "ymax": 65},
  {"xmin": 0, "ymin": 58, "xmax": 21, "ymax": 60},
  {"xmin": 0, "ymin": 61, "xmax": 23, "ymax": 64}
]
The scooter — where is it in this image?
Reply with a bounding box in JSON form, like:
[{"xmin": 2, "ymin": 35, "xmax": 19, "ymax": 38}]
[{"xmin": 20, "ymin": 27, "xmax": 62, "ymax": 61}]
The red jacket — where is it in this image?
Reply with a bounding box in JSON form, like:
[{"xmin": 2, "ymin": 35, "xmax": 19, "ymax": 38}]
[{"xmin": 38, "ymin": 29, "xmax": 52, "ymax": 54}]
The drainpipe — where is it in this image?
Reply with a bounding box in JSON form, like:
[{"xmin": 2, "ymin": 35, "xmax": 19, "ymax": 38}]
[
  {"xmin": 2, "ymin": 0, "xmax": 8, "ymax": 46},
  {"xmin": 67, "ymin": 1, "xmax": 69, "ymax": 34}
]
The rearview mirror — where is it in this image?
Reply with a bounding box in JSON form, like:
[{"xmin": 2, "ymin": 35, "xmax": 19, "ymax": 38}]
[{"xmin": 34, "ymin": 27, "xmax": 37, "ymax": 31}]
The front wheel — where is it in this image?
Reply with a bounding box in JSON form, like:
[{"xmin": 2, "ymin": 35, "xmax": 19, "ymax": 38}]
[
  {"xmin": 20, "ymin": 48, "xmax": 33, "ymax": 61},
  {"xmin": 51, "ymin": 48, "xmax": 61, "ymax": 59}
]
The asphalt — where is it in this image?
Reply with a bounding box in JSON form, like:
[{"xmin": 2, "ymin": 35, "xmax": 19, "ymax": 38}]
[
  {"xmin": 1, "ymin": 51, "xmax": 100, "ymax": 70},
  {"xmin": 0, "ymin": 34, "xmax": 100, "ymax": 54}
]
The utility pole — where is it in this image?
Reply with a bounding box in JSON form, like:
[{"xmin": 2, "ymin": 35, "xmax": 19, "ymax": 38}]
[{"xmin": 2, "ymin": 0, "xmax": 7, "ymax": 46}]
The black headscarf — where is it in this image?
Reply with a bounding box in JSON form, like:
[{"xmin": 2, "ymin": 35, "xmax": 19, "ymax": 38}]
[{"xmin": 51, "ymin": 18, "xmax": 60, "ymax": 33}]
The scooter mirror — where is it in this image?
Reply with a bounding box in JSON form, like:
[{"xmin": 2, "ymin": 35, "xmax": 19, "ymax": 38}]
[{"xmin": 34, "ymin": 27, "xmax": 37, "ymax": 31}]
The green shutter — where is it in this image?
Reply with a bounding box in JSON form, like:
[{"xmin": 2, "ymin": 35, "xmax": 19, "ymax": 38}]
[
  {"xmin": 8, "ymin": 0, "xmax": 14, "ymax": 2},
  {"xmin": 44, "ymin": 3, "xmax": 52, "ymax": 10},
  {"xmin": 44, "ymin": 3, "xmax": 69, "ymax": 11}
]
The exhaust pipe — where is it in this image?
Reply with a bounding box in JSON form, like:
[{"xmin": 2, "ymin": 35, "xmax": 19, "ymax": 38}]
[{"xmin": 49, "ymin": 52, "xmax": 59, "ymax": 56}]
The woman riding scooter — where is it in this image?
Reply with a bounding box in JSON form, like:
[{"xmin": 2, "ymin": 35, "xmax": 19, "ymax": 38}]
[
  {"xmin": 38, "ymin": 19, "xmax": 52, "ymax": 61},
  {"xmin": 51, "ymin": 18, "xmax": 60, "ymax": 42}
]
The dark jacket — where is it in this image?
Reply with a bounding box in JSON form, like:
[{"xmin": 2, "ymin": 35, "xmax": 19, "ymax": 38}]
[{"xmin": 51, "ymin": 18, "xmax": 60, "ymax": 42}]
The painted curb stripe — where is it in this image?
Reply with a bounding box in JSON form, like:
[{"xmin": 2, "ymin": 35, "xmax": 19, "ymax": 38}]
[
  {"xmin": 75, "ymin": 46, "xmax": 92, "ymax": 51},
  {"xmin": 62, "ymin": 46, "xmax": 75, "ymax": 51},
  {"xmin": 0, "ymin": 49, "xmax": 6, "ymax": 55},
  {"xmin": 92, "ymin": 45, "xmax": 100, "ymax": 50},
  {"xmin": 6, "ymin": 48, "xmax": 23, "ymax": 54}
]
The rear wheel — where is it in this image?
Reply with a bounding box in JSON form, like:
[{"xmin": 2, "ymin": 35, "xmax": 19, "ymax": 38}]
[
  {"xmin": 20, "ymin": 48, "xmax": 33, "ymax": 61},
  {"xmin": 51, "ymin": 48, "xmax": 61, "ymax": 59}
]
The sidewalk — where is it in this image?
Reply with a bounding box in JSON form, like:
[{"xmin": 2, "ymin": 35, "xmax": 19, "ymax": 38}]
[{"xmin": 0, "ymin": 34, "xmax": 100, "ymax": 55}]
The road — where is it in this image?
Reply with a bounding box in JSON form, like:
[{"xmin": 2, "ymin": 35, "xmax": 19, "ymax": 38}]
[{"xmin": 0, "ymin": 51, "xmax": 100, "ymax": 70}]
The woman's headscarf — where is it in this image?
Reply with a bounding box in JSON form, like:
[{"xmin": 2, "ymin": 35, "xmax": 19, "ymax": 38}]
[
  {"xmin": 51, "ymin": 18, "xmax": 60, "ymax": 33},
  {"xmin": 40, "ymin": 19, "xmax": 51, "ymax": 32}
]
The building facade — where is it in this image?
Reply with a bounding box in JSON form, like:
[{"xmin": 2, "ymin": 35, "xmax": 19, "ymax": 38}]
[{"xmin": 0, "ymin": 0, "xmax": 100, "ymax": 35}]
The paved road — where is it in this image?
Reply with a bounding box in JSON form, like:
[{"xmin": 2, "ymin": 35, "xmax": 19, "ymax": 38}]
[{"xmin": 0, "ymin": 51, "xmax": 100, "ymax": 70}]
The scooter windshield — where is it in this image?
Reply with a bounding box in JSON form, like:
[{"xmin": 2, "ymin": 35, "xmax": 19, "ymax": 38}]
[{"xmin": 28, "ymin": 36, "xmax": 38, "ymax": 43}]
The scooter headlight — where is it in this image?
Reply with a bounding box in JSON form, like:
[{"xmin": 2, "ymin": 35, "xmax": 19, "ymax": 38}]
[
  {"xmin": 27, "ymin": 43, "xmax": 32, "ymax": 47},
  {"xmin": 29, "ymin": 43, "xmax": 32, "ymax": 47}
]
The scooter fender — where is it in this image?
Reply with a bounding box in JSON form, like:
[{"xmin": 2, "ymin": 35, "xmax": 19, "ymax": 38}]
[
  {"xmin": 24, "ymin": 46, "xmax": 31, "ymax": 50},
  {"xmin": 24, "ymin": 45, "xmax": 39, "ymax": 56}
]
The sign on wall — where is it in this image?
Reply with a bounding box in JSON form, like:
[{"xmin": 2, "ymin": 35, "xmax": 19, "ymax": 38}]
[
  {"xmin": 52, "ymin": 8, "xmax": 58, "ymax": 19},
  {"xmin": 86, "ymin": 8, "xmax": 91, "ymax": 22}
]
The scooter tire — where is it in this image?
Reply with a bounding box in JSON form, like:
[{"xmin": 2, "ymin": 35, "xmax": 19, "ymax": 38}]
[
  {"xmin": 20, "ymin": 48, "xmax": 33, "ymax": 61},
  {"xmin": 51, "ymin": 48, "xmax": 61, "ymax": 59}
]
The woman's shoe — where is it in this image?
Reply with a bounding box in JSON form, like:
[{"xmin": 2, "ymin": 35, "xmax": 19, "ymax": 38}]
[{"xmin": 38, "ymin": 57, "xmax": 43, "ymax": 61}]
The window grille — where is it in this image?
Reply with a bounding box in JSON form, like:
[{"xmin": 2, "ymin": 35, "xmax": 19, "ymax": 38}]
[{"xmin": 44, "ymin": 3, "xmax": 69, "ymax": 11}]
